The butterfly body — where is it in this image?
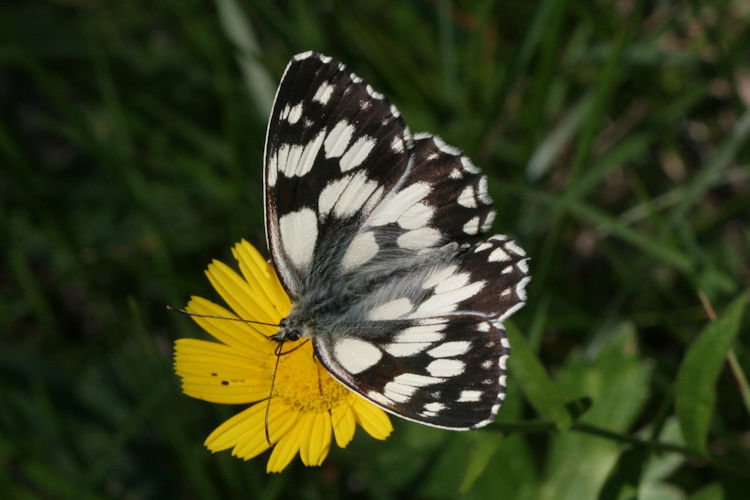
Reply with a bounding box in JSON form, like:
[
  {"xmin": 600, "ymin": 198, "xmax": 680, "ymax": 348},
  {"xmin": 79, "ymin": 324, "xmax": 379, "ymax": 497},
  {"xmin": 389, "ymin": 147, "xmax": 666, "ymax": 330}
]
[{"xmin": 264, "ymin": 52, "xmax": 530, "ymax": 430}]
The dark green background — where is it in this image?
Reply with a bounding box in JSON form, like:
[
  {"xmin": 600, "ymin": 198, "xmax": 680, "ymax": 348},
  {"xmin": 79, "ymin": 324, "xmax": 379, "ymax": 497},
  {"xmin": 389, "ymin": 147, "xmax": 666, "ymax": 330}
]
[{"xmin": 2, "ymin": 1, "xmax": 749, "ymax": 498}]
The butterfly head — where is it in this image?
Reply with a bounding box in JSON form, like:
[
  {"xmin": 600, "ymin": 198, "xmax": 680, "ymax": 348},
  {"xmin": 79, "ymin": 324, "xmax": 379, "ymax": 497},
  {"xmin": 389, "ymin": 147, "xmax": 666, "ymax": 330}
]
[{"xmin": 271, "ymin": 314, "xmax": 310, "ymax": 343}]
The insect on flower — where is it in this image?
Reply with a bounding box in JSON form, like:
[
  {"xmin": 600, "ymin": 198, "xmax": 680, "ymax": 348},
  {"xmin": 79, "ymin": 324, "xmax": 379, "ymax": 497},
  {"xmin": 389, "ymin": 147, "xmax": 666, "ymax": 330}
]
[{"xmin": 174, "ymin": 52, "xmax": 530, "ymax": 471}]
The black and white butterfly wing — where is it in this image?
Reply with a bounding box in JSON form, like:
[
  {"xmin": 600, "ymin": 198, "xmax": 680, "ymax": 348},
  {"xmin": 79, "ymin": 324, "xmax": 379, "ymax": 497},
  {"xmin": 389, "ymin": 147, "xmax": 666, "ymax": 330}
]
[
  {"xmin": 264, "ymin": 52, "xmax": 530, "ymax": 429},
  {"xmin": 313, "ymin": 236, "xmax": 529, "ymax": 429},
  {"xmin": 264, "ymin": 51, "xmax": 412, "ymax": 298}
]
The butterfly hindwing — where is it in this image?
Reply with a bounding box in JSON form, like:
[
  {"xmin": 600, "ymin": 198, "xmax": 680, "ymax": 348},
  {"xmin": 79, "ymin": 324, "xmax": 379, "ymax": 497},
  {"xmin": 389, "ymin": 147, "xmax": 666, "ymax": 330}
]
[{"xmin": 313, "ymin": 316, "xmax": 509, "ymax": 430}]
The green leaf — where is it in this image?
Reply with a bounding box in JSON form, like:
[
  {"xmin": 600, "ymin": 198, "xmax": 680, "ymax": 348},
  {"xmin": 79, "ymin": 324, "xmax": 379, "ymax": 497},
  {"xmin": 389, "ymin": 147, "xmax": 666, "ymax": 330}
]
[
  {"xmin": 507, "ymin": 323, "xmax": 572, "ymax": 430},
  {"xmin": 687, "ymin": 483, "xmax": 723, "ymax": 500},
  {"xmin": 459, "ymin": 432, "xmax": 504, "ymax": 494},
  {"xmin": 539, "ymin": 323, "xmax": 652, "ymax": 500},
  {"xmin": 676, "ymin": 293, "xmax": 748, "ymax": 455}
]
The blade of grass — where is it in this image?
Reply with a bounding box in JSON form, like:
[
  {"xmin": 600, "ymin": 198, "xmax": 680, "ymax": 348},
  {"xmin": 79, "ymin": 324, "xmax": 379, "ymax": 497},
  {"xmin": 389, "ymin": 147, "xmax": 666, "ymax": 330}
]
[{"xmin": 216, "ymin": 0, "xmax": 276, "ymax": 117}]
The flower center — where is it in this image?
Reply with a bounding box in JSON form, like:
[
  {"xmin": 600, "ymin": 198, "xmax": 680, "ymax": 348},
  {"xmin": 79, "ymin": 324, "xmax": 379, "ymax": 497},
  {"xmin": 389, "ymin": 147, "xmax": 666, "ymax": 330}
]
[{"xmin": 269, "ymin": 340, "xmax": 352, "ymax": 412}]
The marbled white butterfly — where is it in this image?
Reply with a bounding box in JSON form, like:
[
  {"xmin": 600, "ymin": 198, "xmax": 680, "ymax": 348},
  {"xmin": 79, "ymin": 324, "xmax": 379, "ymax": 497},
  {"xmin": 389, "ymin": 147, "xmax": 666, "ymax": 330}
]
[{"xmin": 266, "ymin": 52, "xmax": 530, "ymax": 430}]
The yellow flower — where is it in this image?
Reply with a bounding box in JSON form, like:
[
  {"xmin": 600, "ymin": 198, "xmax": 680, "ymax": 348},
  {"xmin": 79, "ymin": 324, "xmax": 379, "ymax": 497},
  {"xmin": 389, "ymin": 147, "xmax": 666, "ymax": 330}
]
[{"xmin": 173, "ymin": 240, "xmax": 393, "ymax": 472}]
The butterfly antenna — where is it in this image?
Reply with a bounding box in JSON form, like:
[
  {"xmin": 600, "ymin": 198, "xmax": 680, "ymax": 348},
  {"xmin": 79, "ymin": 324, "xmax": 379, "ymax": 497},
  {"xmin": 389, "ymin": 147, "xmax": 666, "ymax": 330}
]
[
  {"xmin": 167, "ymin": 305, "xmax": 281, "ymax": 343},
  {"xmin": 265, "ymin": 341, "xmax": 284, "ymax": 446}
]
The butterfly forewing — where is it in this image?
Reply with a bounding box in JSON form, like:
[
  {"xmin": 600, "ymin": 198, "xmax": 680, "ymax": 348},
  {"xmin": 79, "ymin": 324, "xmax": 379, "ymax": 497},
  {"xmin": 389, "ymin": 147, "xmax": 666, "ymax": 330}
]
[
  {"xmin": 264, "ymin": 51, "xmax": 412, "ymax": 298},
  {"xmin": 264, "ymin": 51, "xmax": 530, "ymax": 430}
]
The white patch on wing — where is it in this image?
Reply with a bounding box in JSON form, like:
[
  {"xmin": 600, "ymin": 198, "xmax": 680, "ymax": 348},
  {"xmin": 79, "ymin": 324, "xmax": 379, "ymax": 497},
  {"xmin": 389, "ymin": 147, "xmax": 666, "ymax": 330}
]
[
  {"xmin": 397, "ymin": 202, "xmax": 433, "ymax": 230},
  {"xmin": 424, "ymin": 402, "xmax": 445, "ymax": 412},
  {"xmin": 365, "ymin": 84, "xmax": 383, "ymax": 99},
  {"xmin": 285, "ymin": 103, "xmax": 303, "ymax": 124},
  {"xmin": 427, "ymin": 341, "xmax": 471, "ymax": 358},
  {"xmin": 368, "ymin": 298, "xmax": 413, "ymax": 320},
  {"xmin": 461, "ymin": 156, "xmax": 480, "ymax": 173},
  {"xmin": 293, "ymin": 129, "xmax": 325, "ymax": 177},
  {"xmin": 318, "ymin": 172, "xmax": 379, "ymax": 219},
  {"xmin": 367, "ymin": 390, "xmax": 391, "ymax": 406},
  {"xmin": 275, "ymin": 130, "xmax": 325, "ymax": 179},
  {"xmin": 383, "ymin": 381, "xmax": 416, "ymax": 403},
  {"xmin": 488, "ymin": 247, "xmax": 510, "ymax": 262},
  {"xmin": 506, "ymin": 240, "xmax": 526, "ymax": 256},
  {"xmin": 383, "ymin": 342, "xmax": 432, "ymax": 357},
  {"xmin": 313, "ymin": 81, "xmax": 334, "ymax": 104},
  {"xmin": 318, "ymin": 176, "xmax": 349, "ymax": 217},
  {"xmin": 434, "ymin": 272, "xmax": 469, "ymax": 294},
  {"xmin": 516, "ymin": 276, "xmax": 531, "ymax": 301},
  {"xmin": 392, "ymin": 373, "xmax": 443, "ymax": 387},
  {"xmin": 267, "ymin": 151, "xmax": 278, "ymax": 187},
  {"xmin": 481, "ymin": 211, "xmax": 496, "ymax": 232},
  {"xmin": 474, "ymin": 242, "xmax": 493, "ymax": 253},
  {"xmin": 458, "ymin": 390, "xmax": 482, "ymax": 402},
  {"xmin": 422, "ymin": 265, "xmax": 458, "ymax": 289},
  {"xmin": 342, "ymin": 231, "xmax": 379, "ymax": 270},
  {"xmin": 518, "ymin": 259, "xmax": 530, "ymax": 273},
  {"xmin": 463, "ymin": 217, "xmax": 480, "ymax": 235},
  {"xmin": 432, "ymin": 136, "xmax": 460, "ymax": 156},
  {"xmin": 332, "ymin": 172, "xmax": 379, "ymax": 217},
  {"xmin": 412, "ymin": 280, "xmax": 485, "ymax": 316},
  {"xmin": 427, "ymin": 359, "xmax": 465, "ymax": 377},
  {"xmin": 391, "ymin": 136, "xmax": 404, "ymax": 153},
  {"xmin": 457, "ymin": 185, "xmax": 477, "ymax": 208},
  {"xmin": 499, "ymin": 355, "xmax": 508, "ymax": 370},
  {"xmin": 477, "ymin": 176, "xmax": 492, "ymax": 204},
  {"xmin": 324, "ymin": 120, "xmax": 354, "ymax": 158},
  {"xmin": 392, "ymin": 324, "xmax": 445, "ymax": 344},
  {"xmin": 368, "ymin": 182, "xmax": 430, "ymax": 226},
  {"xmin": 362, "ymin": 185, "xmax": 384, "ymax": 214},
  {"xmin": 396, "ymin": 227, "xmax": 441, "ymax": 250},
  {"xmin": 334, "ymin": 338, "xmax": 382, "ymax": 374},
  {"xmin": 449, "ymin": 169, "xmax": 462, "ymax": 179},
  {"xmin": 340, "ymin": 136, "xmax": 376, "ymax": 172},
  {"xmin": 278, "ymin": 208, "xmax": 318, "ymax": 269}
]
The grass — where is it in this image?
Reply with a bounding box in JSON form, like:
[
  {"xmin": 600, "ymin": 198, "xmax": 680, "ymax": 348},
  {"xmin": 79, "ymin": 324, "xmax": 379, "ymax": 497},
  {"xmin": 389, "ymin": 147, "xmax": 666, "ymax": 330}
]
[{"xmin": 2, "ymin": 0, "xmax": 749, "ymax": 498}]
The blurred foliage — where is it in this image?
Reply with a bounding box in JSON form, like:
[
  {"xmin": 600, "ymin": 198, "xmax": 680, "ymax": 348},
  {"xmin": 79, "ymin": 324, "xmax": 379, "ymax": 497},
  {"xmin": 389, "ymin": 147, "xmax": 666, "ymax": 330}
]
[{"xmin": 2, "ymin": 0, "xmax": 750, "ymax": 498}]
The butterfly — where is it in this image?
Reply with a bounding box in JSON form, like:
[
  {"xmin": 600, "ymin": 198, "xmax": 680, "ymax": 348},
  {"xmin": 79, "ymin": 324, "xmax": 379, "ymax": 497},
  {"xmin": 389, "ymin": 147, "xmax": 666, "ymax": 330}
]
[{"xmin": 264, "ymin": 51, "xmax": 530, "ymax": 430}]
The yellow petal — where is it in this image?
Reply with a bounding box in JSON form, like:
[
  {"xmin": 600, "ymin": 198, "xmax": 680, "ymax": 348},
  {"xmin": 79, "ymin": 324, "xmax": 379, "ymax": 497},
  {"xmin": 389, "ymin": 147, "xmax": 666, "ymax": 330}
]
[
  {"xmin": 352, "ymin": 397, "xmax": 393, "ymax": 440},
  {"xmin": 205, "ymin": 260, "xmax": 279, "ymax": 326},
  {"xmin": 302, "ymin": 411, "xmax": 332, "ymax": 466},
  {"xmin": 266, "ymin": 412, "xmax": 308, "ymax": 473},
  {"xmin": 232, "ymin": 401, "xmax": 299, "ymax": 460},
  {"xmin": 204, "ymin": 402, "xmax": 266, "ymax": 452},
  {"xmin": 232, "ymin": 241, "xmax": 291, "ymax": 319},
  {"xmin": 174, "ymin": 338, "xmax": 270, "ymax": 403},
  {"xmin": 296, "ymin": 412, "xmax": 318, "ymax": 466},
  {"xmin": 265, "ymin": 260, "xmax": 291, "ymax": 313},
  {"xmin": 186, "ymin": 296, "xmax": 275, "ymax": 352},
  {"xmin": 331, "ymin": 403, "xmax": 356, "ymax": 448}
]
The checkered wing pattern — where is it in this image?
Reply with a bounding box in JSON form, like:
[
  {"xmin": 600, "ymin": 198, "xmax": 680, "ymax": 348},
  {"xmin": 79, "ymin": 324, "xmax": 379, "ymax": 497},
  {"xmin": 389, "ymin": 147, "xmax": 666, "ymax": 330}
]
[{"xmin": 264, "ymin": 52, "xmax": 529, "ymax": 429}]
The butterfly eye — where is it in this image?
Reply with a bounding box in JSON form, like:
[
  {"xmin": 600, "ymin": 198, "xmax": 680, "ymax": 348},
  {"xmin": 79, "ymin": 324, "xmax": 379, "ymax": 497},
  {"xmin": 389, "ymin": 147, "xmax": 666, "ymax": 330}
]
[{"xmin": 286, "ymin": 329, "xmax": 301, "ymax": 342}]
